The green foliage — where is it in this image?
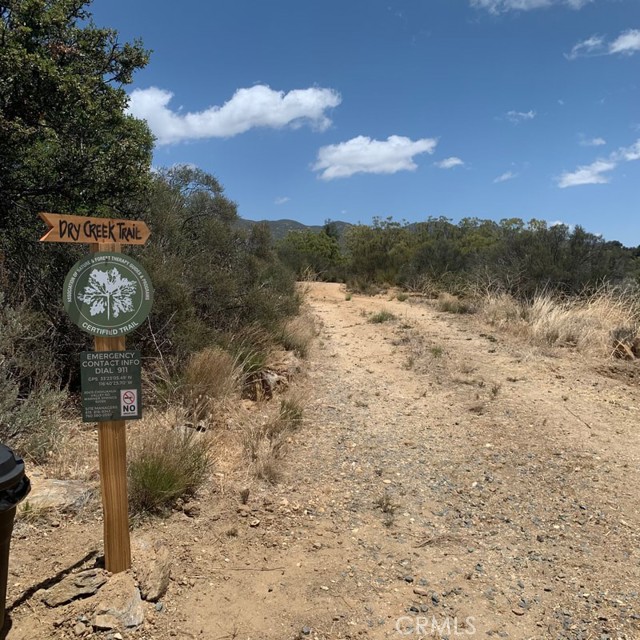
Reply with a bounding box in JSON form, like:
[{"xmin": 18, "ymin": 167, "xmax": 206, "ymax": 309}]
[
  {"xmin": 277, "ymin": 224, "xmax": 343, "ymax": 280},
  {"xmin": 129, "ymin": 426, "xmax": 211, "ymax": 515},
  {"xmin": 0, "ymin": 293, "xmax": 64, "ymax": 460},
  {"xmin": 368, "ymin": 310, "xmax": 396, "ymax": 324},
  {"xmin": 130, "ymin": 165, "xmax": 300, "ymax": 366},
  {"xmin": 345, "ymin": 217, "xmax": 412, "ymax": 285},
  {"xmin": 338, "ymin": 216, "xmax": 638, "ymax": 298},
  {"xmin": 0, "ymin": 0, "xmax": 153, "ymax": 299}
]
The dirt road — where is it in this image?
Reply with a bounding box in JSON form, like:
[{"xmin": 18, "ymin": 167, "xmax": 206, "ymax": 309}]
[{"xmin": 7, "ymin": 282, "xmax": 640, "ymax": 639}]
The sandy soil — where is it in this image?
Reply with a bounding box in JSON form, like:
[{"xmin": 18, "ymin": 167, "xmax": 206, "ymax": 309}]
[{"xmin": 5, "ymin": 282, "xmax": 640, "ymax": 639}]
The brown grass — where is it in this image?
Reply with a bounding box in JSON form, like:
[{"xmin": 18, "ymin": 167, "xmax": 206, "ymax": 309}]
[{"xmin": 480, "ymin": 289, "xmax": 640, "ymax": 358}]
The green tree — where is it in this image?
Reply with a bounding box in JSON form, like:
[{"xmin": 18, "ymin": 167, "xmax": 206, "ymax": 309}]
[
  {"xmin": 278, "ymin": 227, "xmax": 342, "ymax": 279},
  {"xmin": 0, "ymin": 0, "xmax": 154, "ymax": 297}
]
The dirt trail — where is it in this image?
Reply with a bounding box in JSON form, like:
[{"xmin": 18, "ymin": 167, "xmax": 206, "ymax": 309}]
[{"xmin": 6, "ymin": 282, "xmax": 640, "ymax": 639}]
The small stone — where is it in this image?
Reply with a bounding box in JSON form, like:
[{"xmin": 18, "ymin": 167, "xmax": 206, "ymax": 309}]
[
  {"xmin": 431, "ymin": 593, "xmax": 440, "ymax": 605},
  {"xmin": 413, "ymin": 587, "xmax": 429, "ymax": 597},
  {"xmin": 155, "ymin": 602, "xmax": 164, "ymax": 612},
  {"xmin": 73, "ymin": 622, "xmax": 86, "ymax": 636},
  {"xmin": 403, "ymin": 575, "xmax": 414, "ymax": 583},
  {"xmin": 512, "ymin": 608, "xmax": 525, "ymax": 616},
  {"xmin": 249, "ymin": 518, "xmax": 260, "ymax": 527},
  {"xmin": 94, "ymin": 614, "xmax": 119, "ymax": 630},
  {"xmin": 302, "ymin": 626, "xmax": 312, "ymax": 635}
]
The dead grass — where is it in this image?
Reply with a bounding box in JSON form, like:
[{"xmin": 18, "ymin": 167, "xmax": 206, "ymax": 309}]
[
  {"xmin": 279, "ymin": 313, "xmax": 317, "ymax": 358},
  {"xmin": 436, "ymin": 293, "xmax": 476, "ymax": 314},
  {"xmin": 180, "ymin": 347, "xmax": 243, "ymax": 423},
  {"xmin": 480, "ymin": 289, "xmax": 640, "ymax": 359},
  {"xmin": 241, "ymin": 394, "xmax": 305, "ymax": 484}
]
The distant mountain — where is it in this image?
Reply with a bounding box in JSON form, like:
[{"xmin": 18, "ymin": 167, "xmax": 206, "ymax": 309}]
[{"xmin": 236, "ymin": 218, "xmax": 352, "ymax": 241}]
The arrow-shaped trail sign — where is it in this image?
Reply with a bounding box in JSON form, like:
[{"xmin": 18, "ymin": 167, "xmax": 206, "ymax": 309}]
[{"xmin": 40, "ymin": 212, "xmax": 150, "ymax": 245}]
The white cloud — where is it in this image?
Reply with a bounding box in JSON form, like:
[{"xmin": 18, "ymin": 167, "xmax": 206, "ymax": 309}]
[
  {"xmin": 579, "ymin": 135, "xmax": 606, "ymax": 147},
  {"xmin": 127, "ymin": 85, "xmax": 342, "ymax": 145},
  {"xmin": 493, "ymin": 171, "xmax": 517, "ymax": 183},
  {"xmin": 614, "ymin": 139, "xmax": 640, "ymax": 162},
  {"xmin": 274, "ymin": 196, "xmax": 290, "ymax": 205},
  {"xmin": 435, "ymin": 157, "xmax": 464, "ymax": 169},
  {"xmin": 558, "ymin": 160, "xmax": 616, "ymax": 187},
  {"xmin": 506, "ymin": 110, "xmax": 536, "ymax": 124},
  {"xmin": 566, "ymin": 35, "xmax": 604, "ymax": 59},
  {"xmin": 558, "ymin": 138, "xmax": 640, "ymax": 187},
  {"xmin": 567, "ymin": 29, "xmax": 640, "ymax": 59},
  {"xmin": 471, "ymin": 0, "xmax": 591, "ymax": 14},
  {"xmin": 313, "ymin": 135, "xmax": 437, "ymax": 180},
  {"xmin": 609, "ymin": 29, "xmax": 640, "ymax": 55}
]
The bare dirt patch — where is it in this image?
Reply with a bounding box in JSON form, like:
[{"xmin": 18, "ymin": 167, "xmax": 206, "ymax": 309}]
[{"xmin": 5, "ymin": 282, "xmax": 640, "ymax": 639}]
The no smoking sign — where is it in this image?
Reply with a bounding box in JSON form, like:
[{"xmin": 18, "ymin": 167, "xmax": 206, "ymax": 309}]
[{"xmin": 120, "ymin": 389, "xmax": 139, "ymax": 416}]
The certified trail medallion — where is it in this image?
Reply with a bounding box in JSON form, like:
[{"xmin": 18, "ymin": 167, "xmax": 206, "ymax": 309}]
[{"xmin": 64, "ymin": 253, "xmax": 153, "ymax": 336}]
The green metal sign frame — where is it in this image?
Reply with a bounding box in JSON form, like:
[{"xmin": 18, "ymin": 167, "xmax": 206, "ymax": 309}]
[{"xmin": 63, "ymin": 253, "xmax": 153, "ymax": 337}]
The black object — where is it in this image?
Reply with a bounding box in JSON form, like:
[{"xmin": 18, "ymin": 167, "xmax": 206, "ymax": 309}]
[{"xmin": 0, "ymin": 445, "xmax": 30, "ymax": 630}]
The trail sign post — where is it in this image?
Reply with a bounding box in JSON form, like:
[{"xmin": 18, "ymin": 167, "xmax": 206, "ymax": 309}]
[{"xmin": 40, "ymin": 212, "xmax": 153, "ymax": 573}]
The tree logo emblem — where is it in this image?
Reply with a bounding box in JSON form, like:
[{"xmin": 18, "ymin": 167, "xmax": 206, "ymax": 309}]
[{"xmin": 64, "ymin": 253, "xmax": 153, "ymax": 337}]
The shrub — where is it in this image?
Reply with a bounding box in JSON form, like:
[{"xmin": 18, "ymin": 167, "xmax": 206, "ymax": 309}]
[
  {"xmin": 128, "ymin": 420, "xmax": 211, "ymax": 515},
  {"xmin": 368, "ymin": 310, "xmax": 396, "ymax": 324},
  {"xmin": 0, "ymin": 294, "xmax": 65, "ymax": 461}
]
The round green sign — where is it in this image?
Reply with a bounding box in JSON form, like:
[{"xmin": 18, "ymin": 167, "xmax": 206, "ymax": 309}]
[{"xmin": 63, "ymin": 253, "xmax": 153, "ymax": 337}]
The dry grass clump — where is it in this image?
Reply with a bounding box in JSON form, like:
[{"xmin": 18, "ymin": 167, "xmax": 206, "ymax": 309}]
[
  {"xmin": 180, "ymin": 347, "xmax": 242, "ymax": 423},
  {"xmin": 436, "ymin": 293, "xmax": 475, "ymax": 314},
  {"xmin": 241, "ymin": 395, "xmax": 305, "ymax": 484},
  {"xmin": 128, "ymin": 414, "xmax": 212, "ymax": 516},
  {"xmin": 479, "ymin": 288, "xmax": 640, "ymax": 358},
  {"xmin": 481, "ymin": 293, "xmax": 527, "ymax": 331},
  {"xmin": 278, "ymin": 314, "xmax": 317, "ymax": 358}
]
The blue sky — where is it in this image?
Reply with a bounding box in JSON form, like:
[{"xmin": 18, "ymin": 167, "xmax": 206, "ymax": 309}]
[{"xmin": 91, "ymin": 0, "xmax": 640, "ymax": 244}]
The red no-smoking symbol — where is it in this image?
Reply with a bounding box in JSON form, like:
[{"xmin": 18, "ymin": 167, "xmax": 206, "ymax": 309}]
[{"xmin": 123, "ymin": 391, "xmax": 136, "ymax": 405}]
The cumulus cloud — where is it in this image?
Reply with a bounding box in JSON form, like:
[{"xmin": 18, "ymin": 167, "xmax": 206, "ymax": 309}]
[
  {"xmin": 506, "ymin": 110, "xmax": 536, "ymax": 124},
  {"xmin": 127, "ymin": 85, "xmax": 342, "ymax": 145},
  {"xmin": 567, "ymin": 29, "xmax": 640, "ymax": 59},
  {"xmin": 471, "ymin": 0, "xmax": 591, "ymax": 14},
  {"xmin": 313, "ymin": 135, "xmax": 437, "ymax": 180},
  {"xmin": 579, "ymin": 135, "xmax": 606, "ymax": 147},
  {"xmin": 274, "ymin": 196, "xmax": 290, "ymax": 205},
  {"xmin": 493, "ymin": 171, "xmax": 518, "ymax": 183},
  {"xmin": 435, "ymin": 157, "xmax": 464, "ymax": 169},
  {"xmin": 557, "ymin": 138, "xmax": 640, "ymax": 187}
]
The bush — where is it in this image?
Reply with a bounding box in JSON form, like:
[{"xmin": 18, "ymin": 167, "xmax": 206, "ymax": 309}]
[
  {"xmin": 0, "ymin": 294, "xmax": 65, "ymax": 461},
  {"xmin": 368, "ymin": 310, "xmax": 396, "ymax": 324},
  {"xmin": 128, "ymin": 420, "xmax": 211, "ymax": 515}
]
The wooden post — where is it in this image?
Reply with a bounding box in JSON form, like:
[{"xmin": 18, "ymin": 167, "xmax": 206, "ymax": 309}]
[
  {"xmin": 92, "ymin": 242, "xmax": 131, "ymax": 573},
  {"xmin": 40, "ymin": 214, "xmax": 152, "ymax": 573}
]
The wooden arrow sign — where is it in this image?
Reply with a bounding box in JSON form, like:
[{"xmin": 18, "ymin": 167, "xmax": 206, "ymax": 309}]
[{"xmin": 39, "ymin": 212, "xmax": 150, "ymax": 245}]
